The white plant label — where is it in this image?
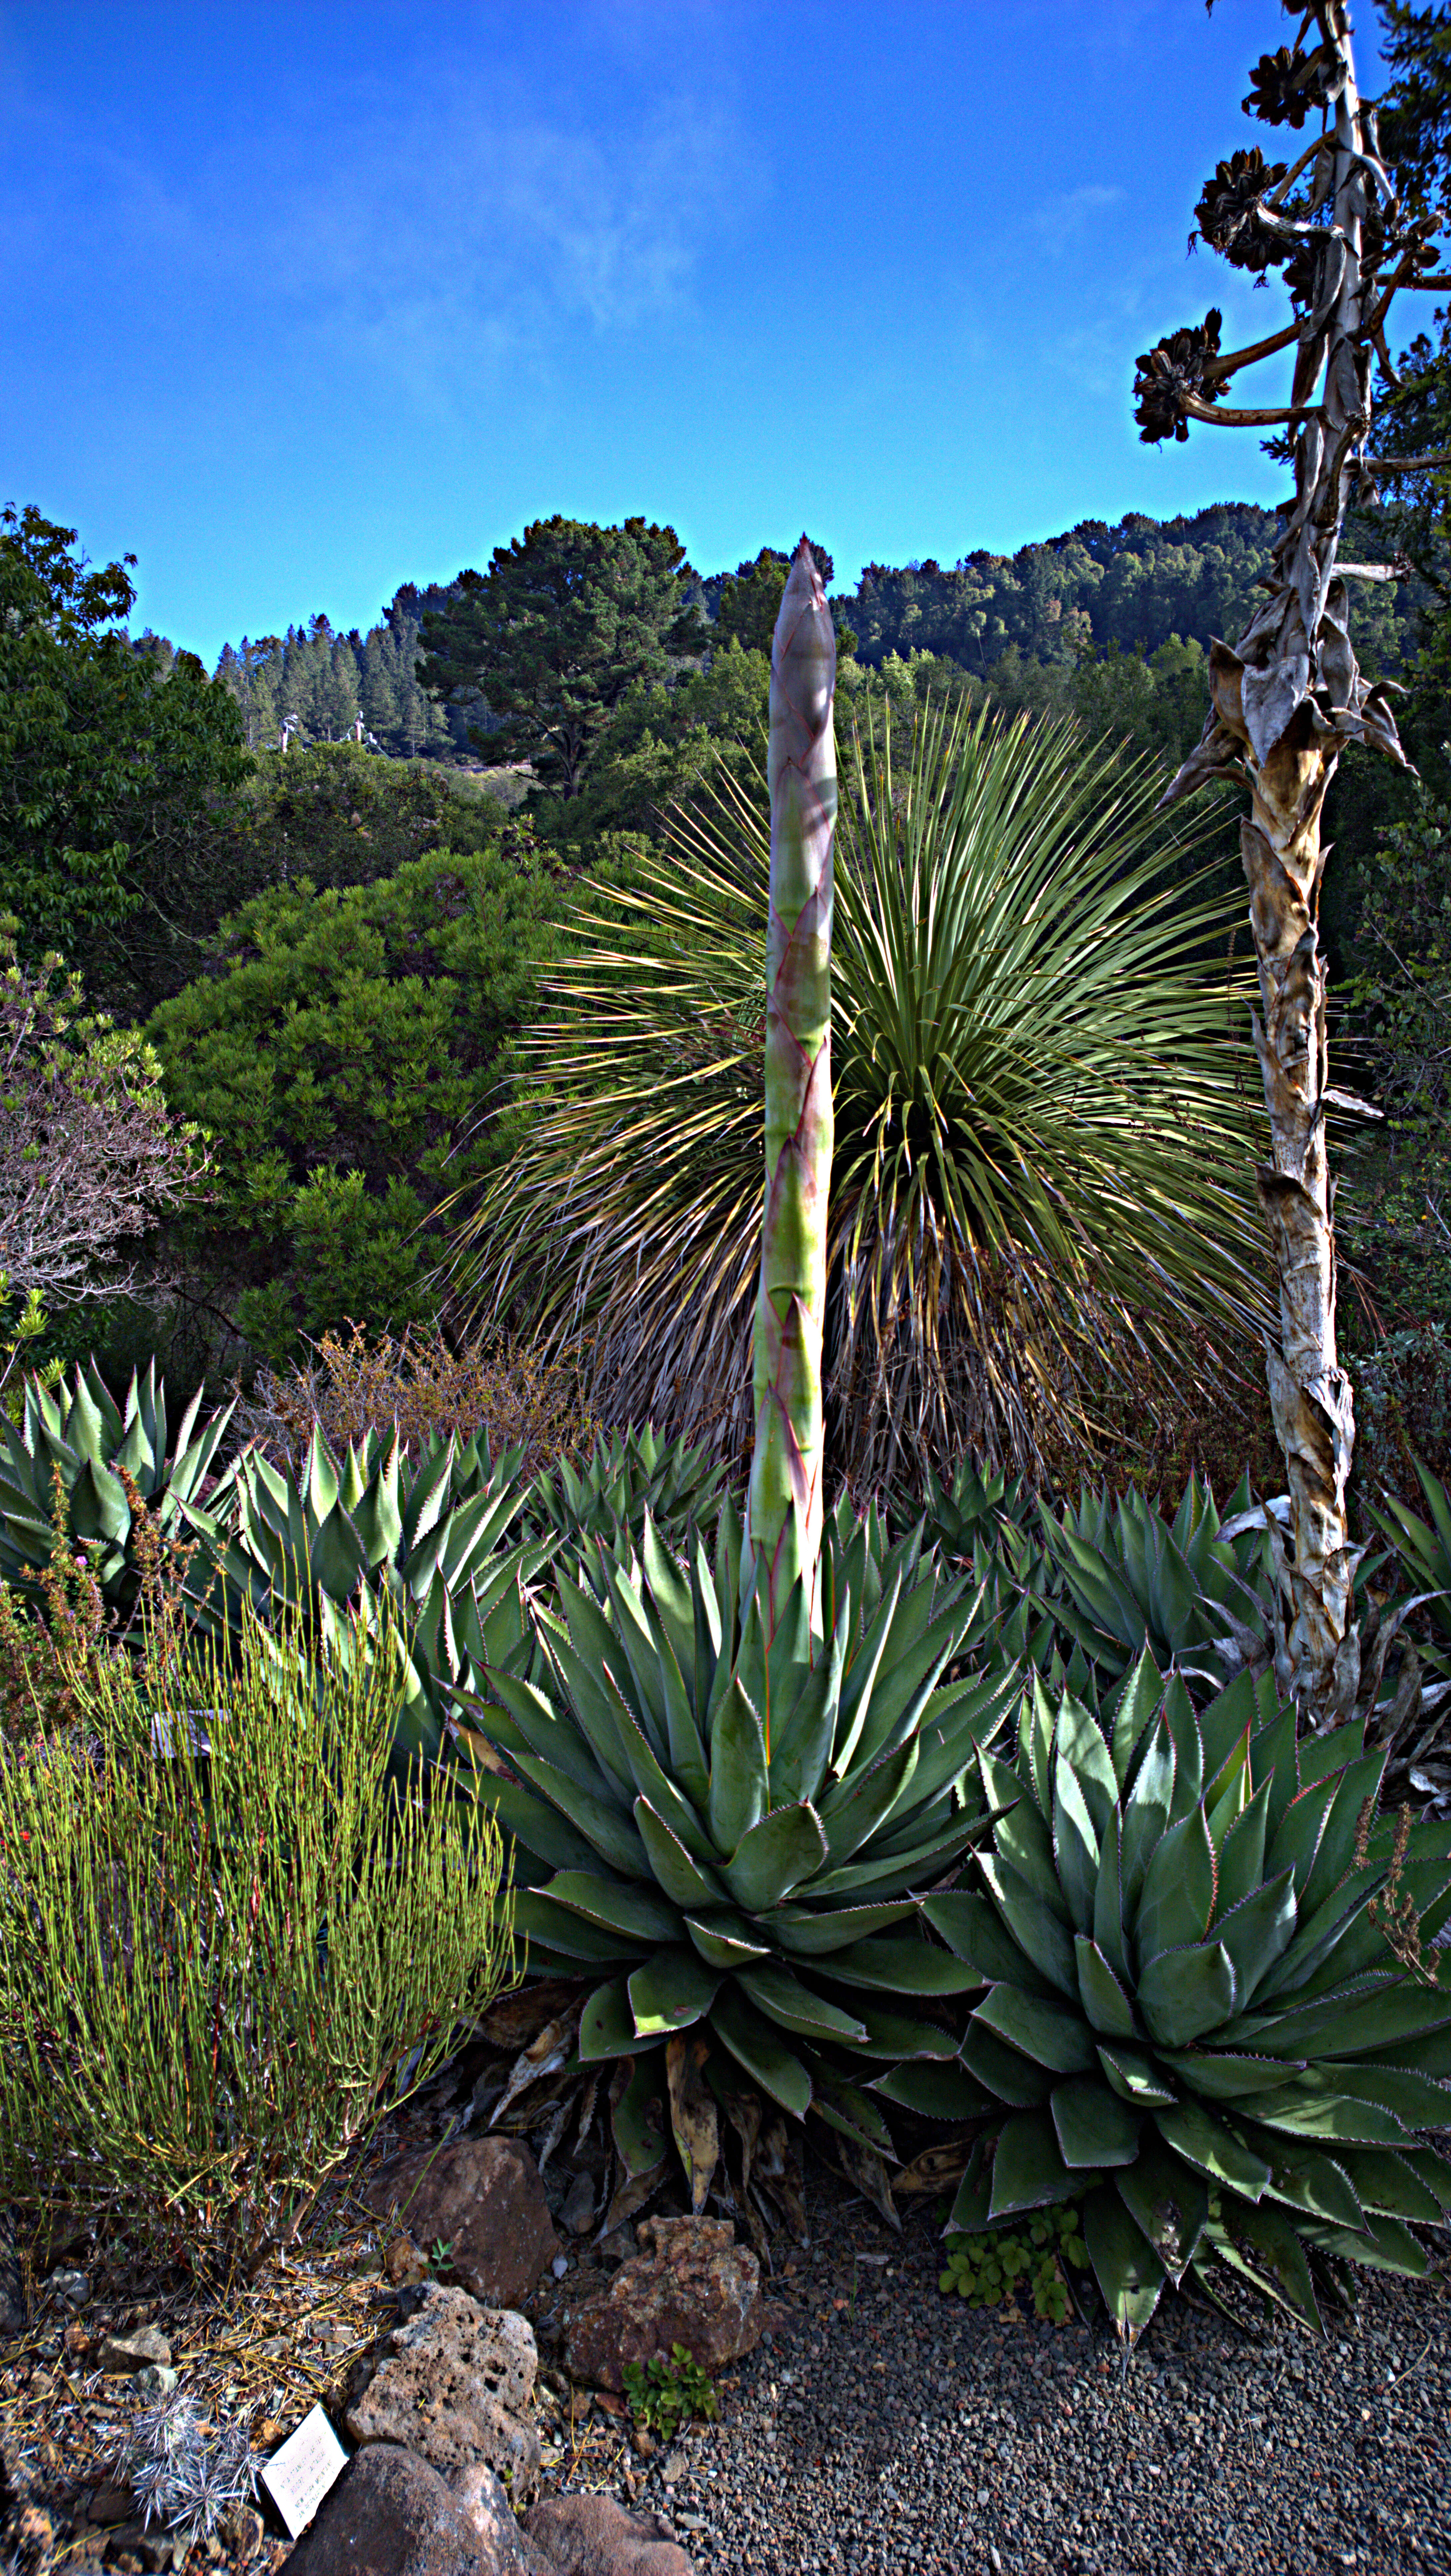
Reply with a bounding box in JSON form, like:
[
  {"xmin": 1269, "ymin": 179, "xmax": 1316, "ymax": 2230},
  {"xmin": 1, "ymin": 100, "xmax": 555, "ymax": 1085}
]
[{"xmin": 259, "ymin": 2403, "xmax": 348, "ymax": 2538}]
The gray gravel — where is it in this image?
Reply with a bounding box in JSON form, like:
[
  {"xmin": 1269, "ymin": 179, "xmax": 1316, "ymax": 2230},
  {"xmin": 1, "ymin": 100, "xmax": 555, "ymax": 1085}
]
[{"xmin": 613, "ymin": 2175, "xmax": 1451, "ymax": 2575}]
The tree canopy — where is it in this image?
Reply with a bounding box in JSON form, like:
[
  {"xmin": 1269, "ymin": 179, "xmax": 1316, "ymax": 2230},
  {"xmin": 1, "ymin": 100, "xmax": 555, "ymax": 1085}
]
[
  {"xmin": 415, "ymin": 515, "xmax": 706, "ymax": 800},
  {"xmin": 0, "ymin": 506, "xmax": 250, "ymax": 993}
]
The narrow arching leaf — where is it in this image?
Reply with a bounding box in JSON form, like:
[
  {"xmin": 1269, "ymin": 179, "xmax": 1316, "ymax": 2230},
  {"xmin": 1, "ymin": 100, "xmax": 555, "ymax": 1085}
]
[
  {"xmin": 544, "ymin": 1871, "xmax": 681, "ymax": 1947},
  {"xmin": 707, "ymin": 1671, "xmax": 769, "ymax": 1856},
  {"xmin": 1075, "ymin": 1936, "xmax": 1137, "ymax": 2040},
  {"xmin": 1115, "ymin": 2137, "xmax": 1208, "ymax": 2283},
  {"xmin": 710, "ymin": 1981, "xmax": 813, "ymax": 2117},
  {"xmin": 580, "ymin": 1978, "xmax": 640, "ymax": 2063},
  {"xmin": 962, "ymin": 2022, "xmax": 1054, "ymax": 2108},
  {"xmin": 1120, "ymin": 1718, "xmax": 1176, "ymax": 1915},
  {"xmin": 1083, "ymin": 2187, "xmax": 1166, "ymax": 2346},
  {"xmin": 736, "ymin": 1965, "xmax": 868, "ymax": 2046},
  {"xmin": 1154, "ymin": 2099, "xmax": 1271, "ymax": 2200},
  {"xmin": 989, "ymin": 2109, "xmax": 1083, "ymax": 2218},
  {"xmin": 1138, "ymin": 1940, "xmax": 1238, "ymax": 2048},
  {"xmin": 778, "ymin": 1898, "xmax": 922, "ymax": 1956},
  {"xmin": 1134, "ymin": 1804, "xmax": 1216, "ymax": 1961},
  {"xmin": 1096, "ymin": 2042, "xmax": 1177, "ymax": 2108},
  {"xmin": 683, "ymin": 1911, "xmax": 773, "ymax": 1968},
  {"xmin": 972, "ymin": 1985, "xmax": 1098, "ymax": 2075}
]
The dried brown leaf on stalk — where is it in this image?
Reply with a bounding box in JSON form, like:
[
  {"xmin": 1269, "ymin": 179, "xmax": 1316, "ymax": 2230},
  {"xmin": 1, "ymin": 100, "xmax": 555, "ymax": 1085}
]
[
  {"xmin": 1195, "ymin": 149, "xmax": 1291, "ymax": 269},
  {"xmin": 1244, "ymin": 46, "xmax": 1340, "ymax": 130},
  {"xmin": 665, "ymin": 2031, "xmax": 720, "ymax": 2215}
]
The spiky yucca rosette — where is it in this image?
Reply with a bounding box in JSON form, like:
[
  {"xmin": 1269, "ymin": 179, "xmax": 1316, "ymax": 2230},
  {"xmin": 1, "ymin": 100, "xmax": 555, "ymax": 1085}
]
[{"xmin": 747, "ymin": 538, "xmax": 836, "ymax": 1633}]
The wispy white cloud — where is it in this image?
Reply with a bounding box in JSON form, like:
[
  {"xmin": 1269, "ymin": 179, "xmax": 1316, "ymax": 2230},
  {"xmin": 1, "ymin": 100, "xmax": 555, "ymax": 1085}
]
[
  {"xmin": 0, "ymin": 55, "xmax": 752, "ymax": 411},
  {"xmin": 1031, "ymin": 182, "xmax": 1126, "ymax": 244}
]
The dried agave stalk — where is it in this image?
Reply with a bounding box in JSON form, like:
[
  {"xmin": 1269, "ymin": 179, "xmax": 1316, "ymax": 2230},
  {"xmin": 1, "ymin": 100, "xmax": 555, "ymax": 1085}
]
[
  {"xmin": 746, "ymin": 538, "xmax": 837, "ymax": 1628},
  {"xmin": 1145, "ymin": 0, "xmax": 1451, "ymax": 1729}
]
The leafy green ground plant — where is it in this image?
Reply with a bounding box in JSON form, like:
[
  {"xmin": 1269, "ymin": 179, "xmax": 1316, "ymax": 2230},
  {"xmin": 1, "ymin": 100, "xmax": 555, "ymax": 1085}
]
[
  {"xmin": 1369, "ymin": 1454, "xmax": 1451, "ymax": 1686},
  {"xmin": 0, "ymin": 1591, "xmax": 517, "ymax": 2277},
  {"xmin": 622, "ymin": 2343, "xmax": 719, "ymax": 2441},
  {"xmin": 927, "ymin": 1651, "xmax": 1451, "ymax": 2345},
  {"xmin": 939, "ymin": 2202, "xmax": 1087, "ymax": 2324}
]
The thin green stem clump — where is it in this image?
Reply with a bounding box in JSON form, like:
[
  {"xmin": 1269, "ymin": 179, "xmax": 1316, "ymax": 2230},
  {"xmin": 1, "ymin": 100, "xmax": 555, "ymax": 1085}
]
[{"xmin": 0, "ymin": 1589, "xmax": 517, "ymax": 2280}]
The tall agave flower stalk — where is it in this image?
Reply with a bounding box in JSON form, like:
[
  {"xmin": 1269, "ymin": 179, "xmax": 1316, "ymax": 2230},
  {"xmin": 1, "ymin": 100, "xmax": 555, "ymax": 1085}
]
[
  {"xmin": 746, "ymin": 538, "xmax": 837, "ymax": 1635},
  {"xmin": 1135, "ymin": 0, "xmax": 1451, "ymax": 1731}
]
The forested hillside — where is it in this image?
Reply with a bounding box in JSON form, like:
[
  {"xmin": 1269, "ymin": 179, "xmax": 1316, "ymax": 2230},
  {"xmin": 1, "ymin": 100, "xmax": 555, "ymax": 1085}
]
[
  {"xmin": 844, "ymin": 500, "xmax": 1419, "ymax": 676},
  {"xmin": 209, "ymin": 584, "xmax": 489, "ymax": 759},
  {"xmin": 202, "ymin": 500, "xmax": 1422, "ymax": 762}
]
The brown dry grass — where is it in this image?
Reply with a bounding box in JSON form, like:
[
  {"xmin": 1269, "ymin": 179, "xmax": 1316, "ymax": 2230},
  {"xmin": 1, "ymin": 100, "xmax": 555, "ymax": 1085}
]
[{"xmin": 230, "ymin": 1324, "xmax": 599, "ymax": 1483}]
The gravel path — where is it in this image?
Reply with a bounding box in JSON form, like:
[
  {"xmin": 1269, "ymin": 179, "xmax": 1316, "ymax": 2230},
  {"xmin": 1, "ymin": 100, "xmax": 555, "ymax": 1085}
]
[{"xmin": 613, "ymin": 2176, "xmax": 1451, "ymax": 2575}]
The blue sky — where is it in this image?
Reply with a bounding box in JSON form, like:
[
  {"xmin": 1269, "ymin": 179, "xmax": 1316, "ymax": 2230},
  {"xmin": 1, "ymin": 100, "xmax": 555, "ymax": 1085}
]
[{"xmin": 0, "ymin": 0, "xmax": 1392, "ymax": 664}]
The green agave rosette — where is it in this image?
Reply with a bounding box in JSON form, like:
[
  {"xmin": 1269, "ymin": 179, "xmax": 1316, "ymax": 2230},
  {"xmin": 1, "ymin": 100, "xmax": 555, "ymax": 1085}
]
[
  {"xmin": 191, "ymin": 1419, "xmax": 545, "ymax": 1764},
  {"xmin": 466, "ymin": 1491, "xmax": 1017, "ymax": 2151},
  {"xmin": 927, "ymin": 1651, "xmax": 1451, "ymax": 2343},
  {"xmin": 0, "ymin": 1358, "xmax": 234, "ymax": 1622}
]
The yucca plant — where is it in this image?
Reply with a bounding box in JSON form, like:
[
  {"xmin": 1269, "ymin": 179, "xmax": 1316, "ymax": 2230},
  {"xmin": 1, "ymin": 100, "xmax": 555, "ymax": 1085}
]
[
  {"xmin": 927, "ymin": 1652, "xmax": 1451, "ymax": 2344},
  {"xmin": 463, "ymin": 1489, "xmax": 1014, "ymax": 2160},
  {"xmin": 448, "ymin": 699, "xmax": 1267, "ymax": 1492},
  {"xmin": 0, "ymin": 1359, "xmax": 233, "ymax": 1625}
]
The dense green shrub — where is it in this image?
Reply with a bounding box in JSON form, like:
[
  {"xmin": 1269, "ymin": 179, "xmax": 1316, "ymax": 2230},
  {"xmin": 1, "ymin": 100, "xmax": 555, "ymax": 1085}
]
[
  {"xmin": 146, "ymin": 845, "xmax": 568, "ymax": 1371},
  {"xmin": 0, "ymin": 507, "xmax": 250, "ymax": 1017},
  {"xmin": 0, "ymin": 1594, "xmax": 517, "ymax": 2276},
  {"xmin": 228, "ymin": 741, "xmax": 524, "ymax": 898}
]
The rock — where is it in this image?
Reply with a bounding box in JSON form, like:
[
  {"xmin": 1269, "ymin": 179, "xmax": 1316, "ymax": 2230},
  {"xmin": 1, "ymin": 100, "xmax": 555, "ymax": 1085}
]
[
  {"xmin": 364, "ymin": 2141, "xmax": 559, "ymax": 2309},
  {"xmin": 43, "ymin": 2268, "xmax": 90, "ymax": 2309},
  {"xmin": 384, "ymin": 2236, "xmax": 428, "ymax": 2288},
  {"xmin": 281, "ymin": 2446, "xmax": 493, "ymax": 2576},
  {"xmin": 84, "ymin": 2484, "xmax": 136, "ymax": 2526},
  {"xmin": 100, "ymin": 2527, "xmax": 183, "ymax": 2573},
  {"xmin": 99, "ymin": 2326, "xmax": 173, "ymax": 2373},
  {"xmin": 559, "ymin": 2173, "xmax": 595, "ymax": 2239},
  {"xmin": 217, "ymin": 2504, "xmax": 265, "ymax": 2562},
  {"xmin": 447, "ymin": 2466, "xmax": 552, "ymax": 2575},
  {"xmin": 563, "ymin": 2217, "xmax": 760, "ymax": 2395},
  {"xmin": 134, "ymin": 2364, "xmax": 180, "ymax": 2399},
  {"xmin": 9, "ymin": 2502, "xmax": 55, "ymax": 2576},
  {"xmin": 344, "ymin": 2283, "xmax": 541, "ymax": 2503},
  {"xmin": 522, "ymin": 2495, "xmax": 694, "ymax": 2576},
  {"xmin": 549, "ymin": 2256, "xmax": 569, "ymax": 2282}
]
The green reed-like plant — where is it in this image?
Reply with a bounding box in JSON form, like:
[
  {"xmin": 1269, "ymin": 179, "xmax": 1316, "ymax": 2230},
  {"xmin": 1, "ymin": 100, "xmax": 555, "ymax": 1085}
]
[{"xmin": 0, "ymin": 1592, "xmax": 517, "ymax": 2277}]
